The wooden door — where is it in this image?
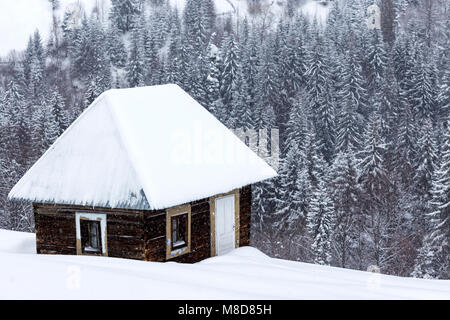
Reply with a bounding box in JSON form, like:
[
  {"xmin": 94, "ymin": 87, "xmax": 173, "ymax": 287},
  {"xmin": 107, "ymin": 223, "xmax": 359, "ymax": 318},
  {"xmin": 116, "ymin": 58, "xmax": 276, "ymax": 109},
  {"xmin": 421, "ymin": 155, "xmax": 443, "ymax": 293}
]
[{"xmin": 215, "ymin": 195, "xmax": 236, "ymax": 256}]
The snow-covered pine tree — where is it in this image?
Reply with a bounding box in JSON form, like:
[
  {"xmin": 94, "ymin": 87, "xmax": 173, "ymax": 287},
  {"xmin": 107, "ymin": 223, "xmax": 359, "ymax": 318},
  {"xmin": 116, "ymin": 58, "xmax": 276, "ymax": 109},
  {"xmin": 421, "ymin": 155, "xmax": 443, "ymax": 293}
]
[
  {"xmin": 366, "ymin": 30, "xmax": 388, "ymax": 100},
  {"xmin": 406, "ymin": 47, "xmax": 437, "ymax": 119},
  {"xmin": 285, "ymin": 92, "xmax": 308, "ymax": 152},
  {"xmin": 325, "ymin": 1, "xmax": 344, "ymax": 53},
  {"xmin": 335, "ymin": 45, "xmax": 366, "ymax": 153},
  {"xmin": 414, "ymin": 118, "xmax": 438, "ymax": 202},
  {"xmin": 188, "ymin": 51, "xmax": 210, "ymax": 112},
  {"xmin": 329, "ymin": 152, "xmax": 361, "ymax": 268},
  {"xmin": 305, "ymin": 31, "xmax": 336, "ymax": 163},
  {"xmin": 437, "ymin": 37, "xmax": 450, "ymax": 122},
  {"xmin": 142, "ymin": 22, "xmax": 161, "ymax": 85},
  {"xmin": 276, "ymin": 21, "xmax": 305, "ymax": 147},
  {"xmin": 127, "ymin": 28, "xmax": 145, "ymax": 88},
  {"xmin": 233, "ymin": 65, "xmax": 254, "ymax": 130},
  {"xmin": 22, "ymin": 37, "xmax": 34, "ymax": 88},
  {"xmin": 270, "ymin": 141, "xmax": 305, "ymax": 258},
  {"xmin": 219, "ymin": 33, "xmax": 239, "ymax": 127},
  {"xmin": 358, "ymin": 112, "xmax": 391, "ymax": 269},
  {"xmin": 25, "ymin": 31, "xmax": 46, "ymax": 102},
  {"xmin": 42, "ymin": 103, "xmax": 60, "ymax": 151},
  {"xmin": 275, "ymin": 142, "xmax": 303, "ymax": 228},
  {"xmin": 106, "ymin": 24, "xmax": 128, "ymax": 68},
  {"xmin": 165, "ymin": 13, "xmax": 182, "ymax": 85},
  {"xmin": 183, "ymin": 0, "xmax": 212, "ymax": 53},
  {"xmin": 394, "ymin": 92, "xmax": 419, "ymax": 187},
  {"xmin": 203, "ymin": 43, "xmax": 221, "ymax": 117},
  {"xmin": 254, "ymin": 35, "xmax": 278, "ymax": 130},
  {"xmin": 307, "ymin": 179, "xmax": 335, "ymax": 265},
  {"xmin": 304, "ymin": 124, "xmax": 328, "ymax": 189},
  {"xmin": 413, "ymin": 126, "xmax": 449, "ymax": 279},
  {"xmin": 109, "ymin": 0, "xmax": 141, "ymax": 33},
  {"xmin": 47, "ymin": 89, "xmax": 68, "ymax": 137},
  {"xmin": 239, "ymin": 26, "xmax": 260, "ymax": 129},
  {"xmin": 377, "ymin": 60, "xmax": 399, "ymax": 140},
  {"xmin": 3, "ymin": 81, "xmax": 29, "ymax": 164}
]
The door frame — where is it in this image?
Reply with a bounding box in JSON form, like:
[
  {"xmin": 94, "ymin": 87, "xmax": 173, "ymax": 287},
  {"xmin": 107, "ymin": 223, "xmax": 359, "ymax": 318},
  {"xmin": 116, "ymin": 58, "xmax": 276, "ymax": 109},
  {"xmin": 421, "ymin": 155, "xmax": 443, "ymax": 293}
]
[{"xmin": 209, "ymin": 189, "xmax": 240, "ymax": 257}]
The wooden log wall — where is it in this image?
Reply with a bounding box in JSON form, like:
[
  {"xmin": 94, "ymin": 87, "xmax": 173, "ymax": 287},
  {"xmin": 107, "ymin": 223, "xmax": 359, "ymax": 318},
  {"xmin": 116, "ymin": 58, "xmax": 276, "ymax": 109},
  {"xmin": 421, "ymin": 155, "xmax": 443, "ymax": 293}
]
[
  {"xmin": 143, "ymin": 197, "xmax": 211, "ymax": 263},
  {"xmin": 33, "ymin": 184, "xmax": 252, "ymax": 263},
  {"xmin": 239, "ymin": 185, "xmax": 252, "ymax": 247},
  {"xmin": 33, "ymin": 203, "xmax": 146, "ymax": 260},
  {"xmin": 34, "ymin": 206, "xmax": 77, "ymax": 255}
]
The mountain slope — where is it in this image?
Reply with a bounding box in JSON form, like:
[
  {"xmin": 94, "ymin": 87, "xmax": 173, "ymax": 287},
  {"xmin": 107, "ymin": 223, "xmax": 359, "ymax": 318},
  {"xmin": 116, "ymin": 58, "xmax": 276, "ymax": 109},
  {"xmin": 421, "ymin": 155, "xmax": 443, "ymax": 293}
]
[
  {"xmin": 0, "ymin": 0, "xmax": 332, "ymax": 56},
  {"xmin": 0, "ymin": 229, "xmax": 448, "ymax": 299}
]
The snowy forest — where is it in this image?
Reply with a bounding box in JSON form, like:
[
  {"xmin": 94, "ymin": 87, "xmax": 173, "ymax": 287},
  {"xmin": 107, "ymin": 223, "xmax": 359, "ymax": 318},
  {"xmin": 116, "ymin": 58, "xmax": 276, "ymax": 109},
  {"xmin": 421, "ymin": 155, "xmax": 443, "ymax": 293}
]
[{"xmin": 0, "ymin": 0, "xmax": 448, "ymax": 279}]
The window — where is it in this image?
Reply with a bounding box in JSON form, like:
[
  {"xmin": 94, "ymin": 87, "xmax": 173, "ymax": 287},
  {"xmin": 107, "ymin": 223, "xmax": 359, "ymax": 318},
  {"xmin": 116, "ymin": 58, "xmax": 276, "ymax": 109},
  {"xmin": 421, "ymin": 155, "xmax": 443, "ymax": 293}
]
[
  {"xmin": 80, "ymin": 220, "xmax": 101, "ymax": 253},
  {"xmin": 171, "ymin": 213, "xmax": 187, "ymax": 250},
  {"xmin": 75, "ymin": 213, "xmax": 107, "ymax": 256},
  {"xmin": 166, "ymin": 204, "xmax": 191, "ymax": 259}
]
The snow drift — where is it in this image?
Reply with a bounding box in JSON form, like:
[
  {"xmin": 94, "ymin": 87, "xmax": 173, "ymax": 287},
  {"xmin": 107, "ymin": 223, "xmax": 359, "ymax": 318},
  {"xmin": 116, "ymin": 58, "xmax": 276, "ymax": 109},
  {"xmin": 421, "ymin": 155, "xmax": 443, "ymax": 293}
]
[{"xmin": 0, "ymin": 229, "xmax": 448, "ymax": 299}]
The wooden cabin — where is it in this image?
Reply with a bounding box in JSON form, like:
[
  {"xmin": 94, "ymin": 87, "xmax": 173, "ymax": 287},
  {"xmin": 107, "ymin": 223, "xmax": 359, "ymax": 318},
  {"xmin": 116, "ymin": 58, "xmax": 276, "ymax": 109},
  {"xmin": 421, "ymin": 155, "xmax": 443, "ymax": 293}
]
[{"xmin": 9, "ymin": 84, "xmax": 276, "ymax": 263}]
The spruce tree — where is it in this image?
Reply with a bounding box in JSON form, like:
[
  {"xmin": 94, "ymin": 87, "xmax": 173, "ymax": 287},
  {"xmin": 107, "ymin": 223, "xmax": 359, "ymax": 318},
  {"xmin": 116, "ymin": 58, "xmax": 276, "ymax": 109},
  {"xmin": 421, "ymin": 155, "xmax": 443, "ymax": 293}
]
[
  {"xmin": 414, "ymin": 118, "xmax": 438, "ymax": 201},
  {"xmin": 109, "ymin": 0, "xmax": 140, "ymax": 33},
  {"xmin": 358, "ymin": 112, "xmax": 390, "ymax": 269},
  {"xmin": 413, "ymin": 127, "xmax": 449, "ymax": 279},
  {"xmin": 329, "ymin": 152, "xmax": 361, "ymax": 268},
  {"xmin": 106, "ymin": 24, "xmax": 128, "ymax": 68},
  {"xmin": 305, "ymin": 32, "xmax": 336, "ymax": 163},
  {"xmin": 307, "ymin": 179, "xmax": 335, "ymax": 265},
  {"xmin": 408, "ymin": 53, "xmax": 437, "ymax": 119},
  {"xmin": 126, "ymin": 29, "xmax": 145, "ymax": 87},
  {"xmin": 366, "ymin": 30, "xmax": 387, "ymax": 98},
  {"xmin": 219, "ymin": 33, "xmax": 239, "ymax": 125},
  {"xmin": 285, "ymin": 94, "xmax": 308, "ymax": 152}
]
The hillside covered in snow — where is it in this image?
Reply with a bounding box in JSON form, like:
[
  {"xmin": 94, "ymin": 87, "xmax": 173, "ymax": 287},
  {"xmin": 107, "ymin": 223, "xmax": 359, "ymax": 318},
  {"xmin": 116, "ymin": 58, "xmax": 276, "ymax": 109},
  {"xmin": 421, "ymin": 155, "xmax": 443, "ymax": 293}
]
[
  {"xmin": 0, "ymin": 229, "xmax": 448, "ymax": 299},
  {"xmin": 1, "ymin": 0, "xmax": 448, "ymax": 282},
  {"xmin": 0, "ymin": 0, "xmax": 331, "ymax": 56}
]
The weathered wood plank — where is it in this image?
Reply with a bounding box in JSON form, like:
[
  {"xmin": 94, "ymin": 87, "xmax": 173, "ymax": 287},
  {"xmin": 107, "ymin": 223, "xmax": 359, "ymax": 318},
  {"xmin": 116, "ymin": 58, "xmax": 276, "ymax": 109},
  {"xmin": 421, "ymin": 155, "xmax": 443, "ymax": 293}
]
[
  {"xmin": 33, "ymin": 185, "xmax": 251, "ymax": 264},
  {"xmin": 239, "ymin": 185, "xmax": 252, "ymax": 247}
]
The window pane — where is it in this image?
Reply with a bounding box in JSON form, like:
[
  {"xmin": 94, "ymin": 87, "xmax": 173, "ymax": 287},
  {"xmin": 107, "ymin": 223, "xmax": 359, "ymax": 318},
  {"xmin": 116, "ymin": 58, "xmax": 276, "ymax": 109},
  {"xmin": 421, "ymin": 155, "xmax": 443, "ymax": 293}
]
[
  {"xmin": 171, "ymin": 214, "xmax": 187, "ymax": 250},
  {"xmin": 179, "ymin": 216, "xmax": 186, "ymax": 242},
  {"xmin": 80, "ymin": 220, "xmax": 89, "ymax": 250},
  {"xmin": 90, "ymin": 222, "xmax": 99, "ymax": 249},
  {"xmin": 173, "ymin": 219, "xmax": 178, "ymax": 241},
  {"xmin": 81, "ymin": 220, "xmax": 101, "ymax": 253}
]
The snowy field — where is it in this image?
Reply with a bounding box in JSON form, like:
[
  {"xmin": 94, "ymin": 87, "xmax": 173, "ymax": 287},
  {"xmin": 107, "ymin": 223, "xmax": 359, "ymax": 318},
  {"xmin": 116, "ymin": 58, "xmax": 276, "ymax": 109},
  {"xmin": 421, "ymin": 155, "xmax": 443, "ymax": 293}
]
[{"xmin": 0, "ymin": 229, "xmax": 449, "ymax": 299}]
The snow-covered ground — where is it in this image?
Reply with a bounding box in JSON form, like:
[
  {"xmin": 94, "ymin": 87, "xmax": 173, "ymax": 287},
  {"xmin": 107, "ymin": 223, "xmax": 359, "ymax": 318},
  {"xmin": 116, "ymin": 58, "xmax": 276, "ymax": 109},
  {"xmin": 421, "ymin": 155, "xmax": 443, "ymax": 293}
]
[{"xmin": 0, "ymin": 229, "xmax": 449, "ymax": 299}]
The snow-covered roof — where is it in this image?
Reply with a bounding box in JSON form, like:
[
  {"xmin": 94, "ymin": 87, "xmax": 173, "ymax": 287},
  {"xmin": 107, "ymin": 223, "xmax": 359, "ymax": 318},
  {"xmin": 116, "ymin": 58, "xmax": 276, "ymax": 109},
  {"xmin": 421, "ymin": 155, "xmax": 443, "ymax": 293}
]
[{"xmin": 9, "ymin": 84, "xmax": 276, "ymax": 210}]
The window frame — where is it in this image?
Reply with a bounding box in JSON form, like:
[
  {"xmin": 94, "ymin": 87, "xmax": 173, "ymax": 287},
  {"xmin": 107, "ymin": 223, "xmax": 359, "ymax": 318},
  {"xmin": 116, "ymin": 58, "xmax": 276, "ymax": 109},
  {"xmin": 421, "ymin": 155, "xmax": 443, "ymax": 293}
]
[
  {"xmin": 171, "ymin": 213, "xmax": 188, "ymax": 250},
  {"xmin": 75, "ymin": 212, "xmax": 107, "ymax": 256},
  {"xmin": 166, "ymin": 204, "xmax": 191, "ymax": 260}
]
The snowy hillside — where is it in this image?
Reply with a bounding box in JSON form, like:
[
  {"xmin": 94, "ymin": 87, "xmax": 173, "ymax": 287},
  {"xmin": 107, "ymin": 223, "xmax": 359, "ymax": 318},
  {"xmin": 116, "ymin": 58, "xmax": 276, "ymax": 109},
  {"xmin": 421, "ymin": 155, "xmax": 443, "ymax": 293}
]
[
  {"xmin": 171, "ymin": 0, "xmax": 331, "ymax": 21},
  {"xmin": 0, "ymin": 229, "xmax": 448, "ymax": 299},
  {"xmin": 0, "ymin": 0, "xmax": 332, "ymax": 56},
  {"xmin": 0, "ymin": 0, "xmax": 110, "ymax": 56}
]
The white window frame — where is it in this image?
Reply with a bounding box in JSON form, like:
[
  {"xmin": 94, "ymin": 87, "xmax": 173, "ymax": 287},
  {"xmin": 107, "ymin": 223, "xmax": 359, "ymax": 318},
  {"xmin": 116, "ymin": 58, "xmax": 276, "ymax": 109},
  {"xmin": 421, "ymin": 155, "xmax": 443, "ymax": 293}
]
[{"xmin": 75, "ymin": 212, "xmax": 107, "ymax": 256}]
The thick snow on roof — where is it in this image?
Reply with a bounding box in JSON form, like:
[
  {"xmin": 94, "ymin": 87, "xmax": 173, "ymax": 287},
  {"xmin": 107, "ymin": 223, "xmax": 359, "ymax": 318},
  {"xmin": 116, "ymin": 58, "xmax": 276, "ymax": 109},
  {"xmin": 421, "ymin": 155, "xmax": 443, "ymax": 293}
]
[{"xmin": 9, "ymin": 84, "xmax": 276, "ymax": 210}]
